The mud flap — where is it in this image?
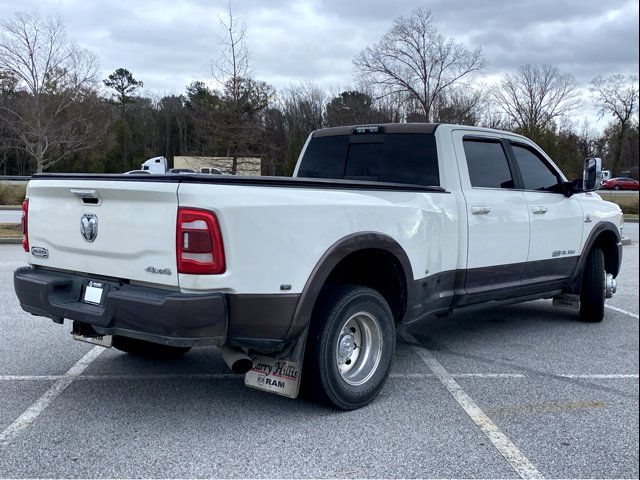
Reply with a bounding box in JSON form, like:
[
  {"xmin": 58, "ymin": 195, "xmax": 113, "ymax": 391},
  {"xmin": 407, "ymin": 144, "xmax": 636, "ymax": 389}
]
[
  {"xmin": 71, "ymin": 321, "xmax": 113, "ymax": 347},
  {"xmin": 244, "ymin": 327, "xmax": 308, "ymax": 399},
  {"xmin": 552, "ymin": 293, "xmax": 580, "ymax": 311}
]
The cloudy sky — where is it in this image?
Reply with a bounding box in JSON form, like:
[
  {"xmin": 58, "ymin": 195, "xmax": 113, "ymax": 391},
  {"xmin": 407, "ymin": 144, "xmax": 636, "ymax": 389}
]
[{"xmin": 1, "ymin": 0, "xmax": 638, "ymax": 117}]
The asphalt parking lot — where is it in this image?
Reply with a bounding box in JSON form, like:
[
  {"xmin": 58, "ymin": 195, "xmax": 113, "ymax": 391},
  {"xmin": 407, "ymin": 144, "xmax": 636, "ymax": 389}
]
[{"xmin": 0, "ymin": 225, "xmax": 638, "ymax": 479}]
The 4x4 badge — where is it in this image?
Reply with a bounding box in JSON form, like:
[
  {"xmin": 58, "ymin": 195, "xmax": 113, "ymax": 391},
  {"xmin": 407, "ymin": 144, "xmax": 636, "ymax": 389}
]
[
  {"xmin": 80, "ymin": 214, "xmax": 98, "ymax": 242},
  {"xmin": 30, "ymin": 246, "xmax": 49, "ymax": 258}
]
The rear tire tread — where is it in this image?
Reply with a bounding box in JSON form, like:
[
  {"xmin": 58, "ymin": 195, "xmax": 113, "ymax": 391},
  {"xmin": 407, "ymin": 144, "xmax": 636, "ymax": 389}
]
[{"xmin": 579, "ymin": 248, "xmax": 605, "ymax": 322}]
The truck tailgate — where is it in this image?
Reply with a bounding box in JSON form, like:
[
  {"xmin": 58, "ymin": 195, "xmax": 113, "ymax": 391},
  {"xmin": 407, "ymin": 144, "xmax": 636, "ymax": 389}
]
[{"xmin": 26, "ymin": 179, "xmax": 179, "ymax": 287}]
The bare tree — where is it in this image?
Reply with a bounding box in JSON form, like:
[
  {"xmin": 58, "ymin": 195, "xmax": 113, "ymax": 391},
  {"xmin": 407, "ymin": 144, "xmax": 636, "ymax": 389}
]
[
  {"xmin": 213, "ymin": 3, "xmax": 249, "ymax": 101},
  {"xmin": 577, "ymin": 119, "xmax": 597, "ymax": 159},
  {"xmin": 477, "ymin": 101, "xmax": 508, "ymax": 130},
  {"xmin": 491, "ymin": 64, "xmax": 580, "ymax": 138},
  {"xmin": 326, "ymin": 90, "xmax": 377, "ymax": 127},
  {"xmin": 590, "ymin": 74, "xmax": 639, "ymax": 175},
  {"xmin": 0, "ymin": 12, "xmax": 107, "ymax": 173},
  {"xmin": 280, "ymin": 82, "xmax": 326, "ymax": 173},
  {"xmin": 432, "ymin": 86, "xmax": 484, "ymax": 125},
  {"xmin": 211, "ymin": 4, "xmax": 273, "ymax": 174},
  {"xmin": 353, "ymin": 8, "xmax": 485, "ymax": 123}
]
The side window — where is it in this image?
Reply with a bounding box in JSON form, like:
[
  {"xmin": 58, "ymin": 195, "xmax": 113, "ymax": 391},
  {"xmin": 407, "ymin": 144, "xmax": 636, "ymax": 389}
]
[
  {"xmin": 463, "ymin": 139, "xmax": 514, "ymax": 189},
  {"xmin": 511, "ymin": 144, "xmax": 561, "ymax": 192}
]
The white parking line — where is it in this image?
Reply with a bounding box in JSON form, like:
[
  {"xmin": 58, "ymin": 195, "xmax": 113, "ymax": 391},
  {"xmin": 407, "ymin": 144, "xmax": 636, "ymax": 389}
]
[
  {"xmin": 558, "ymin": 374, "xmax": 639, "ymax": 379},
  {"xmin": 0, "ymin": 375, "xmax": 63, "ymax": 381},
  {"xmin": 401, "ymin": 331, "xmax": 544, "ymax": 480},
  {"xmin": 1, "ymin": 372, "xmax": 636, "ymax": 381},
  {"xmin": 606, "ymin": 305, "xmax": 639, "ymax": 319},
  {"xmin": 0, "ymin": 373, "xmax": 244, "ymax": 381},
  {"xmin": 0, "ymin": 346, "xmax": 104, "ymax": 448},
  {"xmin": 390, "ymin": 373, "xmax": 527, "ymax": 379}
]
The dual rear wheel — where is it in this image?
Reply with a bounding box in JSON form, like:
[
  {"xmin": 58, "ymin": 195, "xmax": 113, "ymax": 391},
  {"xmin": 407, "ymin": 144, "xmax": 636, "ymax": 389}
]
[{"xmin": 303, "ymin": 285, "xmax": 396, "ymax": 410}]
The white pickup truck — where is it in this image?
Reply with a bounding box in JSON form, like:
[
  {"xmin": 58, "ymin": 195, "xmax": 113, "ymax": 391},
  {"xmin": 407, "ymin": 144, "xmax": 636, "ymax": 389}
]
[{"xmin": 14, "ymin": 123, "xmax": 623, "ymax": 409}]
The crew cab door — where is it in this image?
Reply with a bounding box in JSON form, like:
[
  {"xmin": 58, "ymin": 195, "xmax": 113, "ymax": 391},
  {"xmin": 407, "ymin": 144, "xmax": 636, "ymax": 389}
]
[
  {"xmin": 453, "ymin": 131, "xmax": 530, "ymax": 299},
  {"xmin": 506, "ymin": 141, "xmax": 583, "ymax": 283}
]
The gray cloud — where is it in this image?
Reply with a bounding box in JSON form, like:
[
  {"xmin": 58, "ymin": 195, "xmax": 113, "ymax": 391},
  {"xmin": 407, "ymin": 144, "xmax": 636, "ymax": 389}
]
[{"xmin": 0, "ymin": 0, "xmax": 637, "ymax": 97}]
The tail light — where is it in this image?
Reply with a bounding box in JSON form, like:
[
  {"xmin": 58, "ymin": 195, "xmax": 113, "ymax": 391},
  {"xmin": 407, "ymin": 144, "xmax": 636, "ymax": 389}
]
[
  {"xmin": 176, "ymin": 208, "xmax": 225, "ymax": 274},
  {"xmin": 21, "ymin": 199, "xmax": 29, "ymax": 253}
]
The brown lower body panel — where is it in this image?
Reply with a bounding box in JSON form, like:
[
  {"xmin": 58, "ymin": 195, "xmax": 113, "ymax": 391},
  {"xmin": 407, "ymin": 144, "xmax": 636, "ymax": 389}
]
[{"xmin": 227, "ymin": 293, "xmax": 300, "ymax": 350}]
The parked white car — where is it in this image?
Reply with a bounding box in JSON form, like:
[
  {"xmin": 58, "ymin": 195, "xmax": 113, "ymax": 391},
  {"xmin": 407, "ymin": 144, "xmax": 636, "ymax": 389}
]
[{"xmin": 14, "ymin": 123, "xmax": 622, "ymax": 409}]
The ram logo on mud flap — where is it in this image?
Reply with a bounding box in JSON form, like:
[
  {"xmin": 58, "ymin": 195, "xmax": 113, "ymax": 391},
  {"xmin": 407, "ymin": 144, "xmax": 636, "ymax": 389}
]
[{"xmin": 263, "ymin": 378, "xmax": 286, "ymax": 389}]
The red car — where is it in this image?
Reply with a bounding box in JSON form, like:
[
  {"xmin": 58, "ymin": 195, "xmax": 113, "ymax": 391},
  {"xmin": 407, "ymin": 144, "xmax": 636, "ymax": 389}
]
[{"xmin": 600, "ymin": 177, "xmax": 640, "ymax": 191}]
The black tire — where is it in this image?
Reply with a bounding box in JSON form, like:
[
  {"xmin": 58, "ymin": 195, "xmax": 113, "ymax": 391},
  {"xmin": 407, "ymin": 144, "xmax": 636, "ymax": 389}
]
[
  {"xmin": 112, "ymin": 336, "xmax": 191, "ymax": 359},
  {"xmin": 579, "ymin": 248, "xmax": 606, "ymax": 322},
  {"xmin": 303, "ymin": 285, "xmax": 396, "ymax": 410}
]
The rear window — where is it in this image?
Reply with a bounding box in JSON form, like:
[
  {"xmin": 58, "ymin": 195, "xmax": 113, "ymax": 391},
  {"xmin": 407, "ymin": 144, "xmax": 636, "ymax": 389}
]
[{"xmin": 298, "ymin": 133, "xmax": 439, "ymax": 186}]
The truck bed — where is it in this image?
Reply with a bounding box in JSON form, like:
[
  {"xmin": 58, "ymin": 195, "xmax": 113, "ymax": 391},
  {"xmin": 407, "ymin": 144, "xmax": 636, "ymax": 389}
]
[{"xmin": 32, "ymin": 173, "xmax": 446, "ymax": 193}]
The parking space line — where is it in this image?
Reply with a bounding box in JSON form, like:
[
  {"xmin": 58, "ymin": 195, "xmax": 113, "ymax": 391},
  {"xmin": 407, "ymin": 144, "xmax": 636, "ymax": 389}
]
[
  {"xmin": 0, "ymin": 375, "xmax": 63, "ymax": 381},
  {"xmin": 0, "ymin": 346, "xmax": 105, "ymax": 448},
  {"xmin": 605, "ymin": 305, "xmax": 639, "ymax": 319},
  {"xmin": 558, "ymin": 374, "xmax": 639, "ymax": 379},
  {"xmin": 390, "ymin": 373, "xmax": 526, "ymax": 379},
  {"xmin": 0, "ymin": 373, "xmax": 244, "ymax": 381},
  {"xmin": 401, "ymin": 330, "xmax": 544, "ymax": 480},
  {"xmin": 0, "ymin": 373, "xmax": 530, "ymax": 382},
  {"xmin": 1, "ymin": 373, "xmax": 636, "ymax": 382}
]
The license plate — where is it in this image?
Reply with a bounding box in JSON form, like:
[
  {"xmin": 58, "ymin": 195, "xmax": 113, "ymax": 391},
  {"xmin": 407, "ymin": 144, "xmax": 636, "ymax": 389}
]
[{"xmin": 83, "ymin": 281, "xmax": 104, "ymax": 305}]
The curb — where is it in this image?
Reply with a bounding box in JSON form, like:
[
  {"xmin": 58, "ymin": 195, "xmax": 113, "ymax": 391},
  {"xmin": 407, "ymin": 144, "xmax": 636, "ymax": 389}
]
[
  {"xmin": 0, "ymin": 205, "xmax": 22, "ymax": 210},
  {"xmin": 0, "ymin": 238, "xmax": 21, "ymax": 244},
  {"xmin": 621, "ymin": 237, "xmax": 632, "ymax": 246}
]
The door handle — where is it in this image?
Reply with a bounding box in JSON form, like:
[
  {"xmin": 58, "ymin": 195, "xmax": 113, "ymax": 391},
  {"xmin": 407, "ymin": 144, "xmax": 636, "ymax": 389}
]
[
  {"xmin": 471, "ymin": 206, "xmax": 491, "ymax": 215},
  {"xmin": 532, "ymin": 206, "xmax": 548, "ymax": 214}
]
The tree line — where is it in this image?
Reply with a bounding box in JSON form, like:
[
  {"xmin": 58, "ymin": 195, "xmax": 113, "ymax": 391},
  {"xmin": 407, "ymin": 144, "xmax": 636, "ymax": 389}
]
[{"xmin": 1, "ymin": 9, "xmax": 638, "ymax": 178}]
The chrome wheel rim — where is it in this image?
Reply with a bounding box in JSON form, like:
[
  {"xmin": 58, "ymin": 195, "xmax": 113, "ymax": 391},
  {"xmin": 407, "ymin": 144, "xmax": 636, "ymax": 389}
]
[{"xmin": 335, "ymin": 311, "xmax": 383, "ymax": 386}]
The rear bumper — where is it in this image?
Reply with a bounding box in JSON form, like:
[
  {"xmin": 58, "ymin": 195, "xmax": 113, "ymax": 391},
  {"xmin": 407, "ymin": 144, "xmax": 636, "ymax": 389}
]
[{"xmin": 14, "ymin": 267, "xmax": 227, "ymax": 347}]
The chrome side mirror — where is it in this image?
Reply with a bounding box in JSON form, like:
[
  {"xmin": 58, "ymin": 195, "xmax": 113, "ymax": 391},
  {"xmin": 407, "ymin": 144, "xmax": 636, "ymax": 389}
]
[{"xmin": 583, "ymin": 157, "xmax": 602, "ymax": 192}]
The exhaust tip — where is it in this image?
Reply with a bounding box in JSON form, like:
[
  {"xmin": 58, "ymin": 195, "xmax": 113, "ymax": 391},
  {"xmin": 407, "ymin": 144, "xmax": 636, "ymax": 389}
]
[
  {"xmin": 220, "ymin": 345, "xmax": 253, "ymax": 374},
  {"xmin": 231, "ymin": 358, "xmax": 254, "ymax": 374}
]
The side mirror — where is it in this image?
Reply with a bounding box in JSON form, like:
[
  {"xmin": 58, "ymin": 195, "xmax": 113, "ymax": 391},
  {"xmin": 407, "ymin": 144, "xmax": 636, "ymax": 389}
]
[{"xmin": 582, "ymin": 157, "xmax": 602, "ymax": 192}]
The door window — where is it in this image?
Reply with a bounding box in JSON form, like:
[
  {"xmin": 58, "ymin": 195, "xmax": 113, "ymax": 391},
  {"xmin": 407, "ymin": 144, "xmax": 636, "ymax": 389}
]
[
  {"xmin": 511, "ymin": 144, "xmax": 561, "ymax": 192},
  {"xmin": 463, "ymin": 139, "xmax": 514, "ymax": 189}
]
